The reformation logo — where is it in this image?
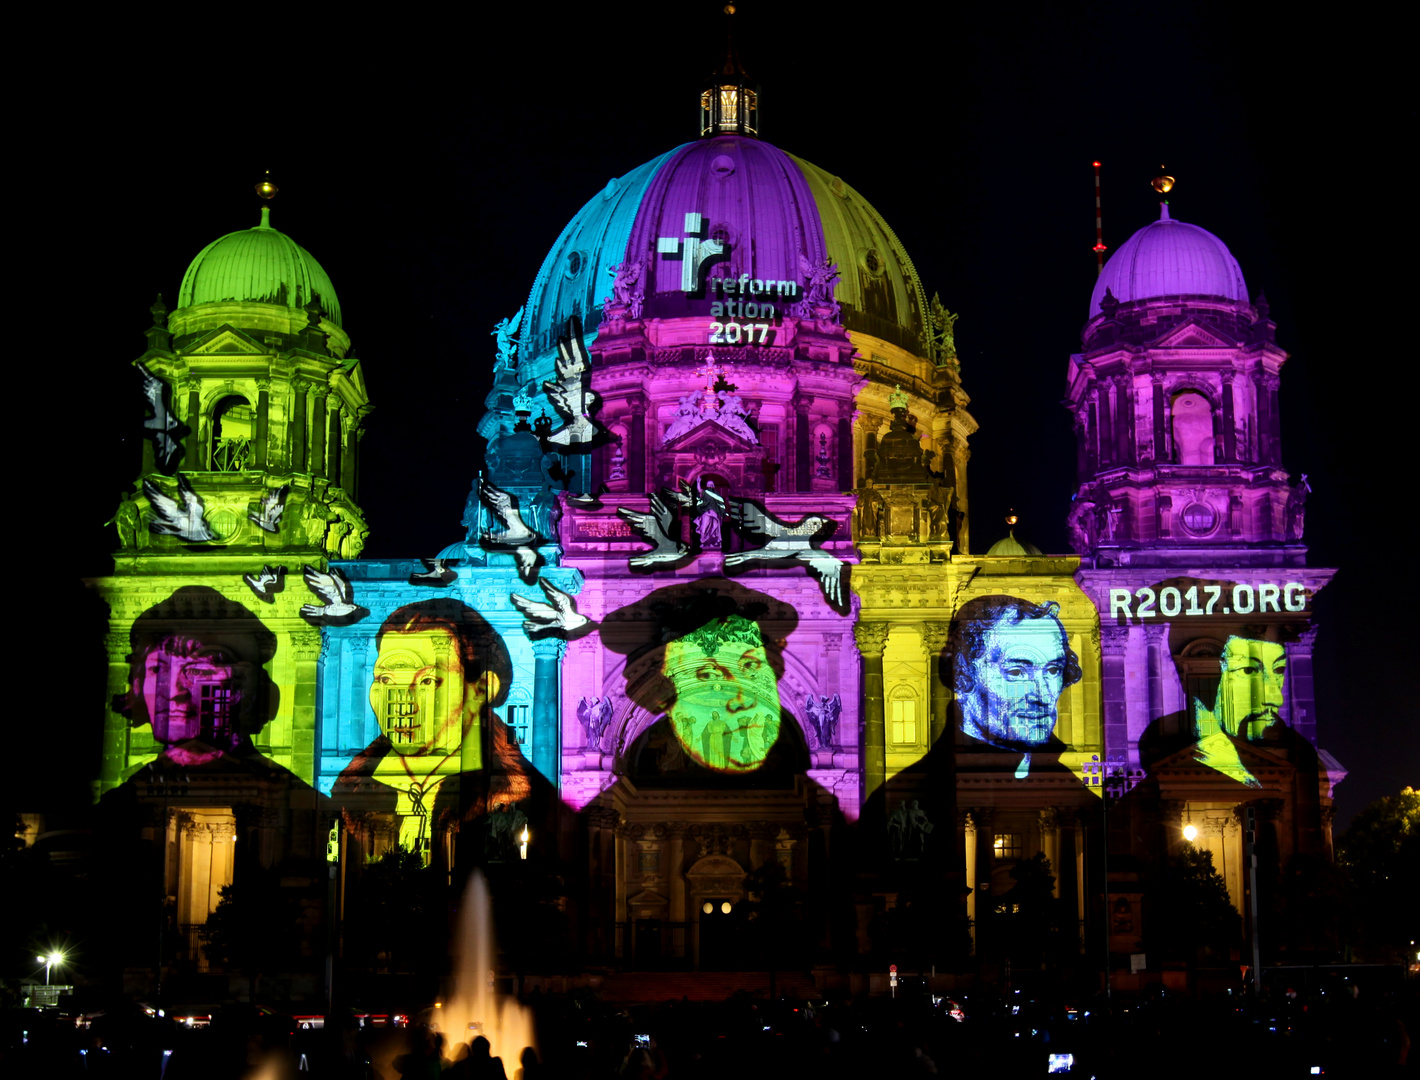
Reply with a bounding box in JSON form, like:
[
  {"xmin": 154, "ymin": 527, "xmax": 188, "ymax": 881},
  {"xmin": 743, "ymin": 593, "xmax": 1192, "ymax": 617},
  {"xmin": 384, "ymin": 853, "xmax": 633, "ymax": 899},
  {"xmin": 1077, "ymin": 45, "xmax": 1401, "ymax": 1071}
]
[
  {"xmin": 658, "ymin": 212, "xmax": 727, "ymax": 292},
  {"xmin": 659, "ymin": 211, "xmax": 796, "ymax": 346}
]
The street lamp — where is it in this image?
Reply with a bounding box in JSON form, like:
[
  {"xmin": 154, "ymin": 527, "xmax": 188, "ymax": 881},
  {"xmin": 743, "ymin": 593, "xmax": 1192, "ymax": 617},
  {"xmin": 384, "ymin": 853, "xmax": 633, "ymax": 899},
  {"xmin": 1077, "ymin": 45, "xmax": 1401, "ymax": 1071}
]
[
  {"xmin": 1183, "ymin": 823, "xmax": 1199, "ymax": 842},
  {"xmin": 38, "ymin": 952, "xmax": 64, "ymax": 985}
]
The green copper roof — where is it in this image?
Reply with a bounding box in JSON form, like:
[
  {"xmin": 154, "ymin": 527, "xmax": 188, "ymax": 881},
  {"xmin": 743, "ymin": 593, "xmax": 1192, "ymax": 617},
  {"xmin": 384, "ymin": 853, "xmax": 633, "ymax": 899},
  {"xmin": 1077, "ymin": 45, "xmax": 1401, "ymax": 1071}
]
[{"xmin": 178, "ymin": 207, "xmax": 342, "ymax": 327}]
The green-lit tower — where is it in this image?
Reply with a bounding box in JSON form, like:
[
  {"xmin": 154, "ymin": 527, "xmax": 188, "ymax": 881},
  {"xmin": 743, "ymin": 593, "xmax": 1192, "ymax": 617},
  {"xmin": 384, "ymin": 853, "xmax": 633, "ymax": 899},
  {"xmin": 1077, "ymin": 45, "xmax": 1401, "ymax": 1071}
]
[{"xmin": 90, "ymin": 184, "xmax": 370, "ymax": 797}]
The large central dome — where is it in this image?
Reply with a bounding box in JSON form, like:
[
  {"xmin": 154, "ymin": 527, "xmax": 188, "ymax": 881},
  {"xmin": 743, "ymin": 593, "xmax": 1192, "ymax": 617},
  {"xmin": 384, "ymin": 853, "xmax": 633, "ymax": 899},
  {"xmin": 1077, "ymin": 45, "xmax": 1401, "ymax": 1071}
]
[{"xmin": 519, "ymin": 135, "xmax": 928, "ymax": 361}]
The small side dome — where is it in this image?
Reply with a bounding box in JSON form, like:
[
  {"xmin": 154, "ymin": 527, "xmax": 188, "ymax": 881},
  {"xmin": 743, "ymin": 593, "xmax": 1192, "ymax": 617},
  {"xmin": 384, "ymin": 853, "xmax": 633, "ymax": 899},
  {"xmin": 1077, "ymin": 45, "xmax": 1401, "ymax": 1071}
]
[
  {"xmin": 178, "ymin": 207, "xmax": 342, "ymax": 326},
  {"xmin": 1089, "ymin": 205, "xmax": 1247, "ymax": 317},
  {"xmin": 986, "ymin": 533, "xmax": 1044, "ymax": 557}
]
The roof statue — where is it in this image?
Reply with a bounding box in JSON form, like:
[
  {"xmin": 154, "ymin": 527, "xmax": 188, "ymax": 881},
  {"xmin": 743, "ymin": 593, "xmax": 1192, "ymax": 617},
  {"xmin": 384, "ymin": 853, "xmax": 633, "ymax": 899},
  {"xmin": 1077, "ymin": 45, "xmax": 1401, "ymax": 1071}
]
[
  {"xmin": 924, "ymin": 293, "xmax": 960, "ymax": 368},
  {"xmin": 791, "ymin": 254, "xmax": 841, "ymax": 321},
  {"xmin": 493, "ymin": 306, "xmax": 524, "ymax": 372},
  {"xmin": 607, "ymin": 260, "xmax": 645, "ymax": 319}
]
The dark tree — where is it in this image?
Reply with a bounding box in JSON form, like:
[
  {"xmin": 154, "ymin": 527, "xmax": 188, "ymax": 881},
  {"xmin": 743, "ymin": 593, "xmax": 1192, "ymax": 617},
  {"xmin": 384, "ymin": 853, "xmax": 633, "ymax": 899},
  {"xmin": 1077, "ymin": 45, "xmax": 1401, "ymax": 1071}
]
[
  {"xmin": 1150, "ymin": 846, "xmax": 1240, "ymax": 962},
  {"xmin": 200, "ymin": 874, "xmax": 306, "ymax": 998},
  {"xmin": 1336, "ymin": 787, "xmax": 1420, "ymax": 963}
]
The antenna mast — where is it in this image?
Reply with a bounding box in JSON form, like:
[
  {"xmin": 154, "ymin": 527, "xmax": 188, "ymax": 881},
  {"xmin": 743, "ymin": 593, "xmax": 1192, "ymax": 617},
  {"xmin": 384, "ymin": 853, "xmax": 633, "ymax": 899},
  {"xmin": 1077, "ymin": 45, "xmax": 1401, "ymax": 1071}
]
[{"xmin": 1092, "ymin": 160, "xmax": 1107, "ymax": 276}]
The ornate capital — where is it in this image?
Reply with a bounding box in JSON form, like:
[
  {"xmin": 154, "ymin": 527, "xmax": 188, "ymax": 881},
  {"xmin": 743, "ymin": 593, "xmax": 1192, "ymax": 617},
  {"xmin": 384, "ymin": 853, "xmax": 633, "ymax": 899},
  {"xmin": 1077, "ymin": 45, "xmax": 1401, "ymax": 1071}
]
[
  {"xmin": 1101, "ymin": 626, "xmax": 1131, "ymax": 655},
  {"xmin": 853, "ymin": 622, "xmax": 890, "ymax": 658},
  {"xmin": 822, "ymin": 632, "xmax": 843, "ymax": 650},
  {"xmin": 531, "ymin": 637, "xmax": 567, "ymax": 661},
  {"xmin": 1038, "ymin": 808, "xmax": 1059, "ymax": 834},
  {"xmin": 921, "ymin": 621, "xmax": 951, "ymax": 656},
  {"xmin": 1143, "ymin": 623, "xmax": 1169, "ymax": 646}
]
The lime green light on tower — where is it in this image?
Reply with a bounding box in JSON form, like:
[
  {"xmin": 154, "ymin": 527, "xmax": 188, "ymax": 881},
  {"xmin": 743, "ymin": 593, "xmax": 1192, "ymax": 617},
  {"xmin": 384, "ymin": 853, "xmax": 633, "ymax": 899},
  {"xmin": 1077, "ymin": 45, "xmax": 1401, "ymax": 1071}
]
[{"xmin": 87, "ymin": 179, "xmax": 371, "ymax": 798}]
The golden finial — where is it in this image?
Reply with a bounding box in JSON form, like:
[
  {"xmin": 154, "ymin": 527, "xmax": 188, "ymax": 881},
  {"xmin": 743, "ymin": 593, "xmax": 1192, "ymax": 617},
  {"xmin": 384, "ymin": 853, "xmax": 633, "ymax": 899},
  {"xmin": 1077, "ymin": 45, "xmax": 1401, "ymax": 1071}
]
[
  {"xmin": 723, "ymin": 2, "xmax": 736, "ymax": 12},
  {"xmin": 255, "ymin": 170, "xmax": 279, "ymax": 200},
  {"xmin": 1151, "ymin": 167, "xmax": 1175, "ymax": 195},
  {"xmin": 1005, "ymin": 509, "xmax": 1019, "ymax": 531}
]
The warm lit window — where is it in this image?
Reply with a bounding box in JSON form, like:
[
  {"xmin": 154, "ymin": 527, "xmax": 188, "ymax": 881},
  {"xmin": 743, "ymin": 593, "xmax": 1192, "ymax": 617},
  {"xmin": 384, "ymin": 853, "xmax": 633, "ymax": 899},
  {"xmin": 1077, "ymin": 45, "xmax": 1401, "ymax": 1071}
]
[
  {"xmin": 993, "ymin": 833, "xmax": 1022, "ymax": 859},
  {"xmin": 889, "ymin": 687, "xmax": 919, "ymax": 745}
]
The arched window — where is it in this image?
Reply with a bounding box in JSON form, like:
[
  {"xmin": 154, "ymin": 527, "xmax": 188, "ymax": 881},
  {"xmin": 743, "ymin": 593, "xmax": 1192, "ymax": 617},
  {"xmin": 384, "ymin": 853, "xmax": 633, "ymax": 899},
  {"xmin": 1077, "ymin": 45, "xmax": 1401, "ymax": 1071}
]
[
  {"xmin": 210, "ymin": 395, "xmax": 255, "ymax": 472},
  {"xmin": 1171, "ymin": 391, "xmax": 1215, "ymax": 465},
  {"xmin": 888, "ymin": 685, "xmax": 920, "ymax": 746},
  {"xmin": 503, "ymin": 687, "xmax": 533, "ymax": 750}
]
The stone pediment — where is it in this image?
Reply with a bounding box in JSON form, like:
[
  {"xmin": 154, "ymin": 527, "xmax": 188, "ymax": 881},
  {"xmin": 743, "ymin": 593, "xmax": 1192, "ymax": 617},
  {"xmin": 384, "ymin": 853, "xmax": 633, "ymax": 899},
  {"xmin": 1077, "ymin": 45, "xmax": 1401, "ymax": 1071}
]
[
  {"xmin": 662, "ymin": 417, "xmax": 759, "ymax": 453},
  {"xmin": 1152, "ymin": 321, "xmax": 1236, "ymax": 349},
  {"xmin": 1149, "ymin": 731, "xmax": 1296, "ymax": 784},
  {"xmin": 185, "ymin": 324, "xmax": 268, "ymax": 356},
  {"xmin": 628, "ymin": 889, "xmax": 669, "ymax": 907}
]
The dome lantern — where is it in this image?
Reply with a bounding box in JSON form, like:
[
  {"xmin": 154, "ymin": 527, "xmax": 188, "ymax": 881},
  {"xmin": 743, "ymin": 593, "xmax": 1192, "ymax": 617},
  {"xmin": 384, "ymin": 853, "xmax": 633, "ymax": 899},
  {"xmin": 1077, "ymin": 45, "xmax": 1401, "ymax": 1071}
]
[{"xmin": 699, "ymin": 6, "xmax": 758, "ymax": 138}]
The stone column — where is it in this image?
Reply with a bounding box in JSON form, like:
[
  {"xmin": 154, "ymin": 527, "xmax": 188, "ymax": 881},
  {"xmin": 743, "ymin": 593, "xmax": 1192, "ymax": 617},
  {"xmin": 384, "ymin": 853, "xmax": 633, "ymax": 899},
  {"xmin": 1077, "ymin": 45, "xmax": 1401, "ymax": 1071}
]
[
  {"xmin": 962, "ymin": 811, "xmax": 978, "ymax": 949},
  {"xmin": 291, "ymin": 378, "xmax": 309, "ymax": 472},
  {"xmin": 921, "ymin": 622, "xmax": 951, "ymax": 748},
  {"xmin": 970, "ymin": 807, "xmax": 995, "ymax": 955},
  {"xmin": 1113, "ymin": 374, "xmax": 1132, "ymax": 465},
  {"xmin": 1150, "ymin": 373, "xmax": 1166, "ymax": 464},
  {"xmin": 289, "ymin": 630, "xmax": 324, "ymax": 785},
  {"xmin": 254, "ymin": 381, "xmax": 270, "ymax": 469},
  {"xmin": 854, "ymin": 622, "xmax": 890, "ymax": 804},
  {"xmin": 614, "ymin": 819, "xmax": 629, "ymax": 957},
  {"xmin": 311, "ymin": 388, "xmax": 328, "ymax": 478},
  {"xmin": 185, "ymin": 387, "xmax": 203, "ymax": 469},
  {"xmin": 1101, "ymin": 627, "xmax": 1130, "ymax": 761},
  {"xmin": 341, "ymin": 412, "xmax": 357, "ymax": 491},
  {"xmin": 627, "ymin": 394, "xmax": 646, "ymax": 493},
  {"xmin": 97, "ymin": 632, "xmax": 132, "ymax": 797},
  {"xmin": 1264, "ymin": 374, "xmax": 1282, "ymax": 465},
  {"xmin": 1074, "ymin": 410, "xmax": 1089, "ymax": 483},
  {"xmin": 793, "ymin": 391, "xmax": 811, "ymax": 492},
  {"xmin": 837, "ymin": 402, "xmax": 854, "ymax": 487},
  {"xmin": 667, "ymin": 822, "xmax": 688, "ymax": 954},
  {"xmin": 531, "ymin": 637, "xmax": 565, "ymax": 782},
  {"xmin": 1221, "ymin": 372, "xmax": 1237, "ymax": 462},
  {"xmin": 1096, "ymin": 386, "xmax": 1113, "ymax": 466},
  {"xmin": 1039, "ymin": 808, "xmax": 1061, "ymax": 898},
  {"xmin": 1144, "ymin": 624, "xmax": 1169, "ymax": 732},
  {"xmin": 748, "ymin": 822, "xmax": 771, "ymax": 871},
  {"xmin": 327, "ymin": 403, "xmax": 343, "ymax": 486}
]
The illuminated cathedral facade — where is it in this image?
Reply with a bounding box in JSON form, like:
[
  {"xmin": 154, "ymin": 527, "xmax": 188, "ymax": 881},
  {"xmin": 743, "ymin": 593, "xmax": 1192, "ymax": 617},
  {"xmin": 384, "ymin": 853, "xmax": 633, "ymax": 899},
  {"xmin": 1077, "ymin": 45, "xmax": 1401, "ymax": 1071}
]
[{"xmin": 83, "ymin": 64, "xmax": 1342, "ymax": 998}]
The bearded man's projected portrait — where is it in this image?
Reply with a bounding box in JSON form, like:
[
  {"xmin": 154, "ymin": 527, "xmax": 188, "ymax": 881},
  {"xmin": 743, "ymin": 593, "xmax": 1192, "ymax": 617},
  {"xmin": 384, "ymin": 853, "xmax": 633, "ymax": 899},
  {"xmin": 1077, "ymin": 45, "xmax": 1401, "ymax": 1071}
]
[
  {"xmin": 1190, "ymin": 634, "xmax": 1289, "ymax": 787},
  {"xmin": 950, "ymin": 596, "xmax": 1082, "ymax": 776},
  {"xmin": 662, "ymin": 614, "xmax": 781, "ymax": 772}
]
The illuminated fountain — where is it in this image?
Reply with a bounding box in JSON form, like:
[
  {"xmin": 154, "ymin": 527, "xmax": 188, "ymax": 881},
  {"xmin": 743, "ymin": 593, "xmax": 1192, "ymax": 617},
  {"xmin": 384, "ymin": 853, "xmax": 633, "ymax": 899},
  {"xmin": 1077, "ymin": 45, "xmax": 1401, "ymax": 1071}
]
[{"xmin": 443, "ymin": 870, "xmax": 536, "ymax": 1067}]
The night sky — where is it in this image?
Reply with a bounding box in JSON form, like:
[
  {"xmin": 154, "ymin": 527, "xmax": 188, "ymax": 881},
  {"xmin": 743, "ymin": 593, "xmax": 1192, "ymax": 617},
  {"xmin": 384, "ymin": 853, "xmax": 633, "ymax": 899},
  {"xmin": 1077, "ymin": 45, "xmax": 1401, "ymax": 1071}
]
[{"xmin": 28, "ymin": 4, "xmax": 1409, "ymax": 826}]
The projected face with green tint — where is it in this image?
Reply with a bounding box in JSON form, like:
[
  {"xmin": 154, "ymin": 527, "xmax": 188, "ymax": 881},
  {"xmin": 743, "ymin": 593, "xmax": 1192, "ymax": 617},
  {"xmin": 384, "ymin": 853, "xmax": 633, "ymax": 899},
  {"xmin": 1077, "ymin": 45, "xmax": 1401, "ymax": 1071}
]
[
  {"xmin": 662, "ymin": 616, "xmax": 781, "ymax": 772},
  {"xmin": 369, "ymin": 627, "xmax": 483, "ymax": 758},
  {"xmin": 1216, "ymin": 636, "xmax": 1287, "ymax": 741}
]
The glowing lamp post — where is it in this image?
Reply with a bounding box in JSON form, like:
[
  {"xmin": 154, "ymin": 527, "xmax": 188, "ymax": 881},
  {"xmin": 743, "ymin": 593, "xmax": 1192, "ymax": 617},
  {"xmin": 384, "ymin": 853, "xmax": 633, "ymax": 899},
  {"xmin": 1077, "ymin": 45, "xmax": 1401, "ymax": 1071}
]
[
  {"xmin": 1183, "ymin": 823, "xmax": 1199, "ymax": 843},
  {"xmin": 38, "ymin": 952, "xmax": 64, "ymax": 986}
]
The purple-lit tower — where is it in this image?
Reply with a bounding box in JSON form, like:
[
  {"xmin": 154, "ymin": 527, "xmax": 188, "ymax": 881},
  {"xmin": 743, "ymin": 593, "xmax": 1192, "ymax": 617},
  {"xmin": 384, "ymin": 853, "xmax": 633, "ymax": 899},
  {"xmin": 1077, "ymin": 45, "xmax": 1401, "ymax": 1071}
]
[{"xmin": 1067, "ymin": 198, "xmax": 1343, "ymax": 953}]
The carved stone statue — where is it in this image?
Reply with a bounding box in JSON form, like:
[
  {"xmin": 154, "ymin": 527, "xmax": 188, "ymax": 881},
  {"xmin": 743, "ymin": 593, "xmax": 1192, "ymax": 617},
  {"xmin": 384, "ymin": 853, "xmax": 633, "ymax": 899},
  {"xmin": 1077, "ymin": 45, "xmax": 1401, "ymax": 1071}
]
[
  {"xmin": 887, "ymin": 799, "xmax": 934, "ymax": 858},
  {"xmin": 492, "ymin": 307, "xmax": 523, "ymax": 373},
  {"xmin": 1067, "ymin": 497, "xmax": 1098, "ymax": 555},
  {"xmin": 923, "ymin": 293, "xmax": 960, "ymax": 368},
  {"xmin": 1286, "ymin": 474, "xmax": 1310, "ymax": 541},
  {"xmin": 792, "ymin": 255, "xmax": 841, "ymax": 321},
  {"xmin": 608, "ymin": 261, "xmax": 645, "ymax": 319}
]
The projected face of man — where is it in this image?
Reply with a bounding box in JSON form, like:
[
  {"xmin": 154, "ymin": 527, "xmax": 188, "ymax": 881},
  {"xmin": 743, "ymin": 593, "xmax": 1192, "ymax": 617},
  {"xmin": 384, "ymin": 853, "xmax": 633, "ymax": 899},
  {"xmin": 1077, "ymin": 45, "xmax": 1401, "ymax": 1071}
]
[
  {"xmin": 960, "ymin": 613, "xmax": 1069, "ymax": 749},
  {"xmin": 138, "ymin": 638, "xmax": 242, "ymax": 746},
  {"xmin": 663, "ymin": 619, "xmax": 781, "ymax": 772},
  {"xmin": 370, "ymin": 628, "xmax": 488, "ymax": 757},
  {"xmin": 1217, "ymin": 637, "xmax": 1286, "ymax": 741}
]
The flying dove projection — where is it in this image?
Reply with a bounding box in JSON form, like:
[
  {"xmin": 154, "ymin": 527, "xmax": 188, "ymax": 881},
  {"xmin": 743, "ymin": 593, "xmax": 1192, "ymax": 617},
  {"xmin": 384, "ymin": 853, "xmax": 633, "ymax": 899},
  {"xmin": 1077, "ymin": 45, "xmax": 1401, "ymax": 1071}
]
[
  {"xmin": 617, "ymin": 491, "xmax": 690, "ymax": 568},
  {"xmin": 248, "ymin": 484, "xmax": 291, "ymax": 533},
  {"xmin": 409, "ymin": 557, "xmax": 458, "ymax": 586},
  {"xmin": 243, "ymin": 564, "xmax": 287, "ymax": 603},
  {"xmin": 299, "ymin": 565, "xmax": 369, "ymax": 624},
  {"xmin": 510, "ymin": 578, "xmax": 592, "ymax": 638},
  {"xmin": 723, "ymin": 498, "xmax": 848, "ymax": 608},
  {"xmin": 138, "ymin": 363, "xmax": 185, "ymax": 474},
  {"xmin": 479, "ymin": 477, "xmax": 541, "ymax": 584},
  {"xmin": 143, "ymin": 475, "xmax": 217, "ymax": 543},
  {"xmin": 541, "ymin": 317, "xmax": 607, "ymax": 451}
]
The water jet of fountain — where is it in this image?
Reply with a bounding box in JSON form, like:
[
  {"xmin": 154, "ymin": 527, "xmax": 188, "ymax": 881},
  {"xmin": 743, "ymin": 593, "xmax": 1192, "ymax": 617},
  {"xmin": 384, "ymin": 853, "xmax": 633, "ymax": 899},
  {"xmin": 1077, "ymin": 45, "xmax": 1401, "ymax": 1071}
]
[{"xmin": 442, "ymin": 869, "xmax": 536, "ymax": 1068}]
